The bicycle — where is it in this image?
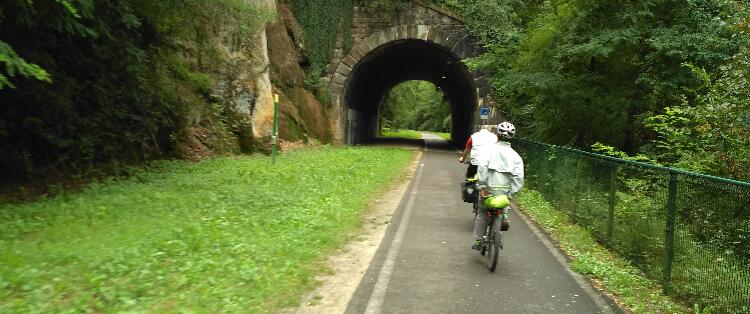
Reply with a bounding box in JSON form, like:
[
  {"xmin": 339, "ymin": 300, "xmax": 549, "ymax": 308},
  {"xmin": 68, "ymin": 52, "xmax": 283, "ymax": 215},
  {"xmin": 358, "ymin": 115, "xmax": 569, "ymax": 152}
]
[{"xmin": 477, "ymin": 191, "xmax": 510, "ymax": 272}]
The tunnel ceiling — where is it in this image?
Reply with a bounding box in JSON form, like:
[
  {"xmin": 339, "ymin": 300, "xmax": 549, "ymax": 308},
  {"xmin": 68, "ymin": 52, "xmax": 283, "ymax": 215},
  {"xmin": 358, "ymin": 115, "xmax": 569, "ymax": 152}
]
[{"xmin": 344, "ymin": 39, "xmax": 477, "ymax": 144}]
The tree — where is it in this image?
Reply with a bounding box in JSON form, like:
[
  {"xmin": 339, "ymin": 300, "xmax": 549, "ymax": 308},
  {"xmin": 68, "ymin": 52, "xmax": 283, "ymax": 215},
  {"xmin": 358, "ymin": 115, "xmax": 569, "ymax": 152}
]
[
  {"xmin": 0, "ymin": 0, "xmax": 81, "ymax": 89},
  {"xmin": 0, "ymin": 0, "xmax": 271, "ymax": 182},
  {"xmin": 462, "ymin": 0, "xmax": 741, "ymax": 150}
]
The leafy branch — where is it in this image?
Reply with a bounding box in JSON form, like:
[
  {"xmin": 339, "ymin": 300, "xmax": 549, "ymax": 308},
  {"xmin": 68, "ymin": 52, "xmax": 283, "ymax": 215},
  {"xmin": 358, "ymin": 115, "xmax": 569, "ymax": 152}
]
[{"xmin": 0, "ymin": 41, "xmax": 51, "ymax": 89}]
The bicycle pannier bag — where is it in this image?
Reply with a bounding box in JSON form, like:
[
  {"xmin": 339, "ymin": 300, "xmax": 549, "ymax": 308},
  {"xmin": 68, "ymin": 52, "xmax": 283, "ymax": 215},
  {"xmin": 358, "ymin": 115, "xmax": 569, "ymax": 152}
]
[{"xmin": 461, "ymin": 181, "xmax": 477, "ymax": 203}]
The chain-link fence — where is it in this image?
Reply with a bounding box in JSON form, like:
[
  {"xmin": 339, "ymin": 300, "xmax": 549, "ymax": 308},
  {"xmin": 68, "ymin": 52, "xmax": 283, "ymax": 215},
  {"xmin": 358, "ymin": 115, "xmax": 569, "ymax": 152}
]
[{"xmin": 512, "ymin": 139, "xmax": 750, "ymax": 312}]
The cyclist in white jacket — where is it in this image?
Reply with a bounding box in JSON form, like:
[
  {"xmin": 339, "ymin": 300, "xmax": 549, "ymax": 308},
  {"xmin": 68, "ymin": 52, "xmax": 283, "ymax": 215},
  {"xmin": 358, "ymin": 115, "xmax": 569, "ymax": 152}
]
[{"xmin": 472, "ymin": 122, "xmax": 524, "ymax": 249}]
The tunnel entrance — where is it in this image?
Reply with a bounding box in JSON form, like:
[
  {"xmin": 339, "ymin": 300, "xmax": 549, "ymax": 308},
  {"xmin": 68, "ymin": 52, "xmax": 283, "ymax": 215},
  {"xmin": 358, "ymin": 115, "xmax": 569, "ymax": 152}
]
[
  {"xmin": 343, "ymin": 39, "xmax": 477, "ymax": 146},
  {"xmin": 378, "ymin": 80, "xmax": 450, "ymax": 138}
]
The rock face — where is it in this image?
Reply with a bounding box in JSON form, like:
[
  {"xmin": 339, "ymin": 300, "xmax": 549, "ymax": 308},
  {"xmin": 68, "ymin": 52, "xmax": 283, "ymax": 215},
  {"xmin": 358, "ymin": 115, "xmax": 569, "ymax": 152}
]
[
  {"xmin": 225, "ymin": 0, "xmax": 331, "ymax": 147},
  {"xmin": 210, "ymin": 0, "xmax": 330, "ymax": 152},
  {"xmin": 265, "ymin": 1, "xmax": 332, "ymax": 144},
  {"xmin": 249, "ymin": 0, "xmax": 277, "ymax": 143},
  {"xmin": 206, "ymin": 0, "xmax": 278, "ymax": 154},
  {"xmin": 213, "ymin": 1, "xmax": 476, "ymax": 148}
]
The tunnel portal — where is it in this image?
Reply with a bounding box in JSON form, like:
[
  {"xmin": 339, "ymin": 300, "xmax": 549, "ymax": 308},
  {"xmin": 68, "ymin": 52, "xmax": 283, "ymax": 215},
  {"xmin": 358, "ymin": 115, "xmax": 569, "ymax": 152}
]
[
  {"xmin": 325, "ymin": 4, "xmax": 492, "ymax": 145},
  {"xmin": 343, "ymin": 39, "xmax": 477, "ymax": 145}
]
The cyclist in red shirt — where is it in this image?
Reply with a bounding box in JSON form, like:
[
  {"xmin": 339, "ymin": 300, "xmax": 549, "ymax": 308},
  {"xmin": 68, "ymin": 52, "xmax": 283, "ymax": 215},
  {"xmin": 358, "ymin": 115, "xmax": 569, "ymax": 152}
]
[{"xmin": 459, "ymin": 125, "xmax": 498, "ymax": 178}]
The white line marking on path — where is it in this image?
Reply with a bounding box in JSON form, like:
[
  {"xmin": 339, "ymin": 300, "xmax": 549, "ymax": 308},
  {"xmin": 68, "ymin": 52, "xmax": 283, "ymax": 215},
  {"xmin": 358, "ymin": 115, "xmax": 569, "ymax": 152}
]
[{"xmin": 363, "ymin": 148, "xmax": 426, "ymax": 314}]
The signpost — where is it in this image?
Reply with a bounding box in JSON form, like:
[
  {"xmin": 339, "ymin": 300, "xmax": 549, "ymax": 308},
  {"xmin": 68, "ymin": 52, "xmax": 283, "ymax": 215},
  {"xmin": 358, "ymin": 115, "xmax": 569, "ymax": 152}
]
[
  {"xmin": 479, "ymin": 106, "xmax": 490, "ymax": 120},
  {"xmin": 272, "ymin": 93, "xmax": 279, "ymax": 164}
]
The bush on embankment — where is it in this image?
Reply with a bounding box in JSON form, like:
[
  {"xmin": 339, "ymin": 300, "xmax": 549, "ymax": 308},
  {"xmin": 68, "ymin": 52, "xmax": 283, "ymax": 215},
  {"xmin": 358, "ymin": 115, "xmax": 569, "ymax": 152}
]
[
  {"xmin": 0, "ymin": 146, "xmax": 413, "ymax": 312},
  {"xmin": 516, "ymin": 189, "xmax": 687, "ymax": 313}
]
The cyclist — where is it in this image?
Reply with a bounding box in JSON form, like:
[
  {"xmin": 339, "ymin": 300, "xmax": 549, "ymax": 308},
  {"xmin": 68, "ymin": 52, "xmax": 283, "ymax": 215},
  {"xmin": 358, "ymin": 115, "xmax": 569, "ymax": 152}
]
[
  {"xmin": 471, "ymin": 121, "xmax": 524, "ymax": 250},
  {"xmin": 458, "ymin": 125, "xmax": 498, "ymax": 179}
]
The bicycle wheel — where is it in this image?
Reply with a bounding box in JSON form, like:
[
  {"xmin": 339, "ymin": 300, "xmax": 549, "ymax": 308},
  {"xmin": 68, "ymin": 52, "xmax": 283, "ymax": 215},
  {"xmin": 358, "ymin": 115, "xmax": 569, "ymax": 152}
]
[
  {"xmin": 480, "ymin": 225, "xmax": 488, "ymax": 256},
  {"xmin": 487, "ymin": 217, "xmax": 502, "ymax": 272}
]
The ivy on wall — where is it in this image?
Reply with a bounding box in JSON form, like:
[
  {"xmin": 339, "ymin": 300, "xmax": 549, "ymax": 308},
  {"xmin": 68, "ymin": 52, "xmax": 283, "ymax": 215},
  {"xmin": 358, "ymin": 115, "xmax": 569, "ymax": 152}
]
[
  {"xmin": 290, "ymin": 0, "xmax": 355, "ymax": 78},
  {"xmin": 289, "ymin": 0, "xmax": 443, "ymax": 81}
]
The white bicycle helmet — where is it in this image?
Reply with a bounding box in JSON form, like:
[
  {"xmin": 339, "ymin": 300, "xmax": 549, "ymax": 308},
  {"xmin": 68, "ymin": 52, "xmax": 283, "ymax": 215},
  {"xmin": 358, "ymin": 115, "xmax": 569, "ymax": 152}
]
[{"xmin": 497, "ymin": 122, "xmax": 516, "ymax": 139}]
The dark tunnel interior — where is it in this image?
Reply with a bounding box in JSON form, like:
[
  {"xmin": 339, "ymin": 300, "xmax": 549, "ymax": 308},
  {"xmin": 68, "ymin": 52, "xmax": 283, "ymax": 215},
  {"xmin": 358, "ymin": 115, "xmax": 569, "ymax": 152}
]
[{"xmin": 343, "ymin": 39, "xmax": 477, "ymax": 146}]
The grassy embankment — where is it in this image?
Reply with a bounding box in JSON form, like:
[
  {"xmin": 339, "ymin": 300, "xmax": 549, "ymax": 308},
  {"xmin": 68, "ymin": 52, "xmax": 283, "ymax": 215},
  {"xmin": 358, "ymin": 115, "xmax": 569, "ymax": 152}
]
[
  {"xmin": 516, "ymin": 189, "xmax": 687, "ymax": 313},
  {"xmin": 0, "ymin": 146, "xmax": 413, "ymax": 312},
  {"xmin": 380, "ymin": 128, "xmax": 423, "ymax": 139},
  {"xmin": 379, "ymin": 128, "xmax": 451, "ymax": 141},
  {"xmin": 432, "ymin": 132, "xmax": 450, "ymax": 141}
]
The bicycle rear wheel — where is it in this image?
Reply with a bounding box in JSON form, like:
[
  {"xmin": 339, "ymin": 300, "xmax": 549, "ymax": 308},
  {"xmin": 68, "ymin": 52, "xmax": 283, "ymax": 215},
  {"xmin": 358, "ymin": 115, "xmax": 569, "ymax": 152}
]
[{"xmin": 487, "ymin": 217, "xmax": 502, "ymax": 272}]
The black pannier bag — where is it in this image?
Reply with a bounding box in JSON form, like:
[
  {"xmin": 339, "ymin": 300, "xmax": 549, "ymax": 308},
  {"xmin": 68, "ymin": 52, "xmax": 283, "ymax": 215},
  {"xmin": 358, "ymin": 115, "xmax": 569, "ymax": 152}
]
[{"xmin": 461, "ymin": 181, "xmax": 477, "ymax": 203}]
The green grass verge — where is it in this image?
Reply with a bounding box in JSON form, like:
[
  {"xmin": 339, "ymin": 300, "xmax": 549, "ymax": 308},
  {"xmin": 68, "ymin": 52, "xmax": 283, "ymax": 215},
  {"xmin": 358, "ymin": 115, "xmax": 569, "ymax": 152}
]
[
  {"xmin": 380, "ymin": 128, "xmax": 423, "ymax": 139},
  {"xmin": 0, "ymin": 146, "xmax": 414, "ymax": 313},
  {"xmin": 516, "ymin": 189, "xmax": 688, "ymax": 313},
  {"xmin": 432, "ymin": 132, "xmax": 450, "ymax": 141}
]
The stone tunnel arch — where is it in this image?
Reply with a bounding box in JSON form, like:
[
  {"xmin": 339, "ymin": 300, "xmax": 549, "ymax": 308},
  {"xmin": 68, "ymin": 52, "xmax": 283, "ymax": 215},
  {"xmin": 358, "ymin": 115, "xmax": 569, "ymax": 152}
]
[{"xmin": 328, "ymin": 24, "xmax": 488, "ymax": 145}]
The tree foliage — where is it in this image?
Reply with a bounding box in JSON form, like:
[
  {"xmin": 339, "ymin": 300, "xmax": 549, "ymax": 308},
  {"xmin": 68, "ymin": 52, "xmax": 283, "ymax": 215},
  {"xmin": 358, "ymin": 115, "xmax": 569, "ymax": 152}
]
[
  {"xmin": 642, "ymin": 54, "xmax": 750, "ymax": 180},
  {"xmin": 0, "ymin": 42, "xmax": 51, "ymax": 89},
  {"xmin": 0, "ymin": 0, "xmax": 272, "ymax": 183},
  {"xmin": 445, "ymin": 0, "xmax": 750, "ymax": 180},
  {"xmin": 379, "ymin": 80, "xmax": 451, "ymax": 132}
]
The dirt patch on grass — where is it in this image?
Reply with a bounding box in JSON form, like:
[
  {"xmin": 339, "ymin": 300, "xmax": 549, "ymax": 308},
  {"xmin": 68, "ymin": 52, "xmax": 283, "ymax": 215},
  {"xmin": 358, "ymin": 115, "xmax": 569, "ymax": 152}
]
[{"xmin": 283, "ymin": 151, "xmax": 422, "ymax": 314}]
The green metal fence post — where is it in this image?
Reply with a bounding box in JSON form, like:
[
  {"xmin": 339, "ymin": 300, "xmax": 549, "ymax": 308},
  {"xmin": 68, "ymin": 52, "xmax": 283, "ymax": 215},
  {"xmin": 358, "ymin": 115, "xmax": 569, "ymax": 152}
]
[
  {"xmin": 607, "ymin": 165, "xmax": 617, "ymax": 242},
  {"xmin": 551, "ymin": 150, "xmax": 561, "ymax": 202},
  {"xmin": 538, "ymin": 148, "xmax": 546, "ymax": 196},
  {"xmin": 574, "ymin": 158, "xmax": 583, "ymax": 212},
  {"xmin": 663, "ymin": 171, "xmax": 678, "ymax": 294},
  {"xmin": 515, "ymin": 138, "xmax": 750, "ymax": 311}
]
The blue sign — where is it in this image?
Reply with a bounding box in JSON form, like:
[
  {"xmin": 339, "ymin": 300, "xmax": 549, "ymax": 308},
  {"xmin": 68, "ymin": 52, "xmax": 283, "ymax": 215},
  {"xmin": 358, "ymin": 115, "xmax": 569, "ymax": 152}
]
[{"xmin": 479, "ymin": 107, "xmax": 490, "ymax": 119}]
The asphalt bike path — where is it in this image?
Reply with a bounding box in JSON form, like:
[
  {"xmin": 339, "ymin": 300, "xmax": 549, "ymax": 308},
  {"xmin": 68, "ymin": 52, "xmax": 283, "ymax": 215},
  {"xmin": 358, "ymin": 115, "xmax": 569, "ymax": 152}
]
[{"xmin": 346, "ymin": 133, "xmax": 619, "ymax": 313}]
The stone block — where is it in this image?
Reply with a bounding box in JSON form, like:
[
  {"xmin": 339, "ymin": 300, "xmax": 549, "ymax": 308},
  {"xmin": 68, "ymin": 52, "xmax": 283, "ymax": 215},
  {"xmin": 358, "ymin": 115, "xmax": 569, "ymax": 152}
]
[
  {"xmin": 336, "ymin": 62, "xmax": 352, "ymax": 76},
  {"xmin": 326, "ymin": 62, "xmax": 338, "ymax": 76},
  {"xmin": 407, "ymin": 25, "xmax": 418, "ymax": 38},
  {"xmin": 375, "ymin": 31, "xmax": 388, "ymax": 47},
  {"xmin": 443, "ymin": 33, "xmax": 462, "ymax": 48},
  {"xmin": 438, "ymin": 33, "xmax": 453, "ymax": 46},
  {"xmin": 350, "ymin": 44, "xmax": 366, "ymax": 60},
  {"xmin": 364, "ymin": 35, "xmax": 380, "ymax": 51},
  {"xmin": 332, "ymin": 72, "xmax": 347, "ymax": 86},
  {"xmin": 329, "ymin": 82, "xmax": 343, "ymax": 95},
  {"xmin": 385, "ymin": 27, "xmax": 398, "ymax": 42},
  {"xmin": 427, "ymin": 28, "xmax": 440, "ymax": 43},
  {"xmin": 452, "ymin": 39, "xmax": 471, "ymax": 59},
  {"xmin": 416, "ymin": 25, "xmax": 430, "ymax": 40},
  {"xmin": 342, "ymin": 55, "xmax": 357, "ymax": 68},
  {"xmin": 398, "ymin": 25, "xmax": 409, "ymax": 39}
]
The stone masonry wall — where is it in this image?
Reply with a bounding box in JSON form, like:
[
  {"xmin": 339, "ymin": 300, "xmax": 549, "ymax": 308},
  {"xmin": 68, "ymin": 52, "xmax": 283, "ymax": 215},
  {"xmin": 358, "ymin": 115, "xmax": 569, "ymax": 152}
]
[
  {"xmin": 325, "ymin": 2, "xmax": 466, "ymax": 83},
  {"xmin": 322, "ymin": 2, "xmax": 489, "ymax": 144}
]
